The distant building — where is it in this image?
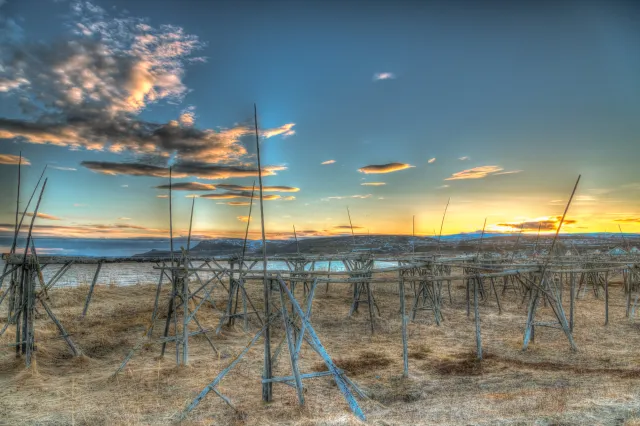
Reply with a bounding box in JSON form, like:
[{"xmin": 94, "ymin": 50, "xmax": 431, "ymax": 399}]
[
  {"xmin": 630, "ymin": 247, "xmax": 640, "ymax": 254},
  {"xmin": 609, "ymin": 247, "xmax": 628, "ymax": 256}
]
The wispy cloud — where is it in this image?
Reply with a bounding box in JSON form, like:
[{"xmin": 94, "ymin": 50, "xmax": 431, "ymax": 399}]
[
  {"xmin": 155, "ymin": 182, "xmax": 216, "ymax": 191},
  {"xmin": 282, "ymin": 196, "xmax": 296, "ymax": 201},
  {"xmin": 227, "ymin": 201, "xmax": 252, "ymax": 206},
  {"xmin": 0, "ymin": 154, "xmax": 30, "ymax": 165},
  {"xmin": 121, "ymin": 184, "xmax": 129, "ymax": 188},
  {"xmin": 436, "ymin": 184, "xmax": 450, "ymax": 189},
  {"xmin": 201, "ymin": 191, "xmax": 281, "ymax": 201},
  {"xmin": 373, "ymin": 72, "xmax": 395, "ymax": 81},
  {"xmin": 50, "ymin": 166, "xmax": 76, "ymax": 171},
  {"xmin": 458, "ymin": 156, "xmax": 470, "ymax": 161},
  {"xmin": 73, "ymin": 203, "xmax": 87, "ymax": 207},
  {"xmin": 261, "ymin": 123, "xmax": 296, "ymax": 139},
  {"xmin": 428, "ymin": 158, "xmax": 436, "ymax": 164},
  {"xmin": 575, "ymin": 195, "xmax": 597, "ymax": 202},
  {"xmin": 21, "ymin": 212, "xmax": 61, "ymax": 221},
  {"xmin": 445, "ymin": 165, "xmax": 505, "ymax": 180},
  {"xmin": 118, "ymin": 217, "xmax": 131, "ymax": 220},
  {"xmin": 614, "ymin": 217, "xmax": 640, "ymax": 223},
  {"xmin": 82, "ymin": 161, "xmax": 286, "ymax": 179},
  {"xmin": 321, "ymin": 160, "xmax": 336, "ymax": 165},
  {"xmin": 237, "ymin": 216, "xmax": 250, "ymax": 223},
  {"xmin": 492, "ymin": 216, "xmax": 577, "ymax": 232},
  {"xmin": 157, "ymin": 194, "xmax": 168, "ymax": 198},
  {"xmin": 333, "ymin": 225, "xmax": 364, "ymax": 230},
  {"xmin": 358, "ymin": 163, "xmax": 414, "ymax": 174},
  {"xmin": 323, "ymin": 194, "xmax": 372, "ymax": 201},
  {"xmin": 217, "ymin": 184, "xmax": 299, "ymax": 192},
  {"xmin": 494, "ymin": 170, "xmax": 522, "ymax": 176},
  {"xmin": 361, "ymin": 182, "xmax": 386, "ymax": 186}
]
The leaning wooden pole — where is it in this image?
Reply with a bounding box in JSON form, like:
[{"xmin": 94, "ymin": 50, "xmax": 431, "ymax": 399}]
[
  {"xmin": 2, "ymin": 165, "xmax": 47, "ymax": 290},
  {"xmin": 255, "ymin": 104, "xmax": 273, "ymax": 402},
  {"xmin": 169, "ymin": 167, "xmax": 175, "ymax": 268},
  {"xmin": 293, "ymin": 224, "xmax": 300, "ymax": 255},
  {"xmin": 437, "ymin": 197, "xmax": 450, "ymax": 255},
  {"xmin": 347, "ymin": 206, "xmax": 356, "ymax": 249},
  {"xmin": 523, "ymin": 175, "xmax": 581, "ymax": 351},
  {"xmin": 14, "ymin": 152, "xmax": 21, "ymax": 246}
]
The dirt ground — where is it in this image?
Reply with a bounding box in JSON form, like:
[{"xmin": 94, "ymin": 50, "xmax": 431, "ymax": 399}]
[{"xmin": 2, "ymin": 271, "xmax": 640, "ymax": 425}]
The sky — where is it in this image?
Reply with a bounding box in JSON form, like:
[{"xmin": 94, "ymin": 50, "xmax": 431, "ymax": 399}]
[{"xmin": 0, "ymin": 0, "xmax": 639, "ymax": 241}]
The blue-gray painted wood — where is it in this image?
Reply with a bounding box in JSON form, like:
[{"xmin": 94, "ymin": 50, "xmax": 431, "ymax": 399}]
[{"xmin": 276, "ymin": 275, "xmax": 365, "ymax": 421}]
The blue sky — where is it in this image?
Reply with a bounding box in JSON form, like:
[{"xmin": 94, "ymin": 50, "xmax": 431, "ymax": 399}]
[{"xmin": 0, "ymin": 0, "xmax": 639, "ymax": 240}]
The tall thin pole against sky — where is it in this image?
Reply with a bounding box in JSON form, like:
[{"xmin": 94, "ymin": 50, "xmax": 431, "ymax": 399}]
[
  {"xmin": 347, "ymin": 207, "xmax": 356, "ymax": 249},
  {"xmin": 437, "ymin": 197, "xmax": 450, "ymax": 255},
  {"xmin": 412, "ymin": 215, "xmax": 415, "ymax": 256},
  {"xmin": 169, "ymin": 167, "xmax": 174, "ymax": 268},
  {"xmin": 255, "ymin": 104, "xmax": 272, "ymax": 402},
  {"xmin": 14, "ymin": 152, "xmax": 21, "ymax": 243},
  {"xmin": 293, "ymin": 224, "xmax": 300, "ymax": 255},
  {"xmin": 186, "ymin": 197, "xmax": 195, "ymax": 257}
]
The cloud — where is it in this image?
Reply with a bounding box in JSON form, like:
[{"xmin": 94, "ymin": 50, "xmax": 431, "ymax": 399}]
[
  {"xmin": 261, "ymin": 123, "xmax": 296, "ymax": 139},
  {"xmin": 81, "ymin": 161, "xmax": 286, "ymax": 179},
  {"xmin": 50, "ymin": 166, "xmax": 76, "ymax": 171},
  {"xmin": 73, "ymin": 203, "xmax": 87, "ymax": 207},
  {"xmin": 436, "ymin": 184, "xmax": 450, "ymax": 189},
  {"xmin": 323, "ymin": 194, "xmax": 372, "ymax": 201},
  {"xmin": 321, "ymin": 160, "xmax": 336, "ymax": 165},
  {"xmin": 155, "ymin": 182, "xmax": 216, "ymax": 191},
  {"xmin": 428, "ymin": 158, "xmax": 436, "ymax": 164},
  {"xmin": 200, "ymin": 191, "xmax": 281, "ymax": 201},
  {"xmin": 333, "ymin": 225, "xmax": 364, "ymax": 230},
  {"xmin": 459, "ymin": 156, "xmax": 470, "ymax": 161},
  {"xmin": 121, "ymin": 184, "xmax": 129, "ymax": 188},
  {"xmin": 361, "ymin": 182, "xmax": 386, "ymax": 186},
  {"xmin": 373, "ymin": 72, "xmax": 395, "ymax": 81},
  {"xmin": 157, "ymin": 194, "xmax": 168, "ymax": 198},
  {"xmin": 227, "ymin": 201, "xmax": 252, "ymax": 206},
  {"xmin": 282, "ymin": 196, "xmax": 296, "ymax": 201},
  {"xmin": 237, "ymin": 216, "xmax": 251, "ymax": 222},
  {"xmin": 445, "ymin": 165, "xmax": 505, "ymax": 180},
  {"xmin": 217, "ymin": 184, "xmax": 299, "ymax": 192},
  {"xmin": 494, "ymin": 216, "xmax": 577, "ymax": 232},
  {"xmin": 0, "ymin": 2, "xmax": 293, "ymax": 170},
  {"xmin": 118, "ymin": 217, "xmax": 131, "ymax": 220},
  {"xmin": 21, "ymin": 212, "xmax": 61, "ymax": 221},
  {"xmin": 614, "ymin": 218, "xmax": 640, "ymax": 223},
  {"xmin": 179, "ymin": 110, "xmax": 195, "ymax": 126},
  {"xmin": 0, "ymin": 154, "xmax": 30, "ymax": 165},
  {"xmin": 575, "ymin": 195, "xmax": 597, "ymax": 202},
  {"xmin": 358, "ymin": 163, "xmax": 414, "ymax": 174},
  {"xmin": 494, "ymin": 170, "xmax": 522, "ymax": 176}
]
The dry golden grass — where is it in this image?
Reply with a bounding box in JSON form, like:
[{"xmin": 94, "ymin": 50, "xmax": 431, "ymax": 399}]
[{"xmin": 1, "ymin": 271, "xmax": 640, "ymax": 425}]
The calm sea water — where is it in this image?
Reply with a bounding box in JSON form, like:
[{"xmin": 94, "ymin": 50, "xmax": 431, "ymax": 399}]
[{"xmin": 0, "ymin": 258, "xmax": 396, "ymax": 288}]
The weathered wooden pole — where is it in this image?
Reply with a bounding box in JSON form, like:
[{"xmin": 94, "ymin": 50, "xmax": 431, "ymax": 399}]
[
  {"xmin": 474, "ymin": 275, "xmax": 483, "ymax": 360},
  {"xmin": 255, "ymin": 104, "xmax": 273, "ymax": 402},
  {"xmin": 81, "ymin": 261, "xmax": 103, "ymax": 317},
  {"xmin": 399, "ymin": 270, "xmax": 409, "ymax": 377},
  {"xmin": 346, "ymin": 206, "xmax": 356, "ymax": 249},
  {"xmin": 604, "ymin": 271, "xmax": 609, "ymax": 326},
  {"xmin": 437, "ymin": 197, "xmax": 450, "ymax": 255},
  {"xmin": 293, "ymin": 224, "xmax": 300, "ymax": 255},
  {"xmin": 569, "ymin": 271, "xmax": 575, "ymax": 332}
]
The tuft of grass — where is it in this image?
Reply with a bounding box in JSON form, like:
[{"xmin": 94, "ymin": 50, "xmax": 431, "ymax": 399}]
[{"xmin": 313, "ymin": 351, "xmax": 393, "ymax": 376}]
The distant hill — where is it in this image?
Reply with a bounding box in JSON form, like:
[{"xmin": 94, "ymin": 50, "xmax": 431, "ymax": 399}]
[{"xmin": 131, "ymin": 232, "xmax": 640, "ymax": 258}]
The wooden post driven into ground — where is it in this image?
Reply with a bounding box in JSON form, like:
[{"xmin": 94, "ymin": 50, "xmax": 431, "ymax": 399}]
[{"xmin": 254, "ymin": 104, "xmax": 273, "ymax": 402}]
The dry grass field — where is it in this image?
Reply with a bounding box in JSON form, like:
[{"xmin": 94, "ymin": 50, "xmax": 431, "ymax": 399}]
[{"xmin": 2, "ymin": 272, "xmax": 640, "ymax": 425}]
